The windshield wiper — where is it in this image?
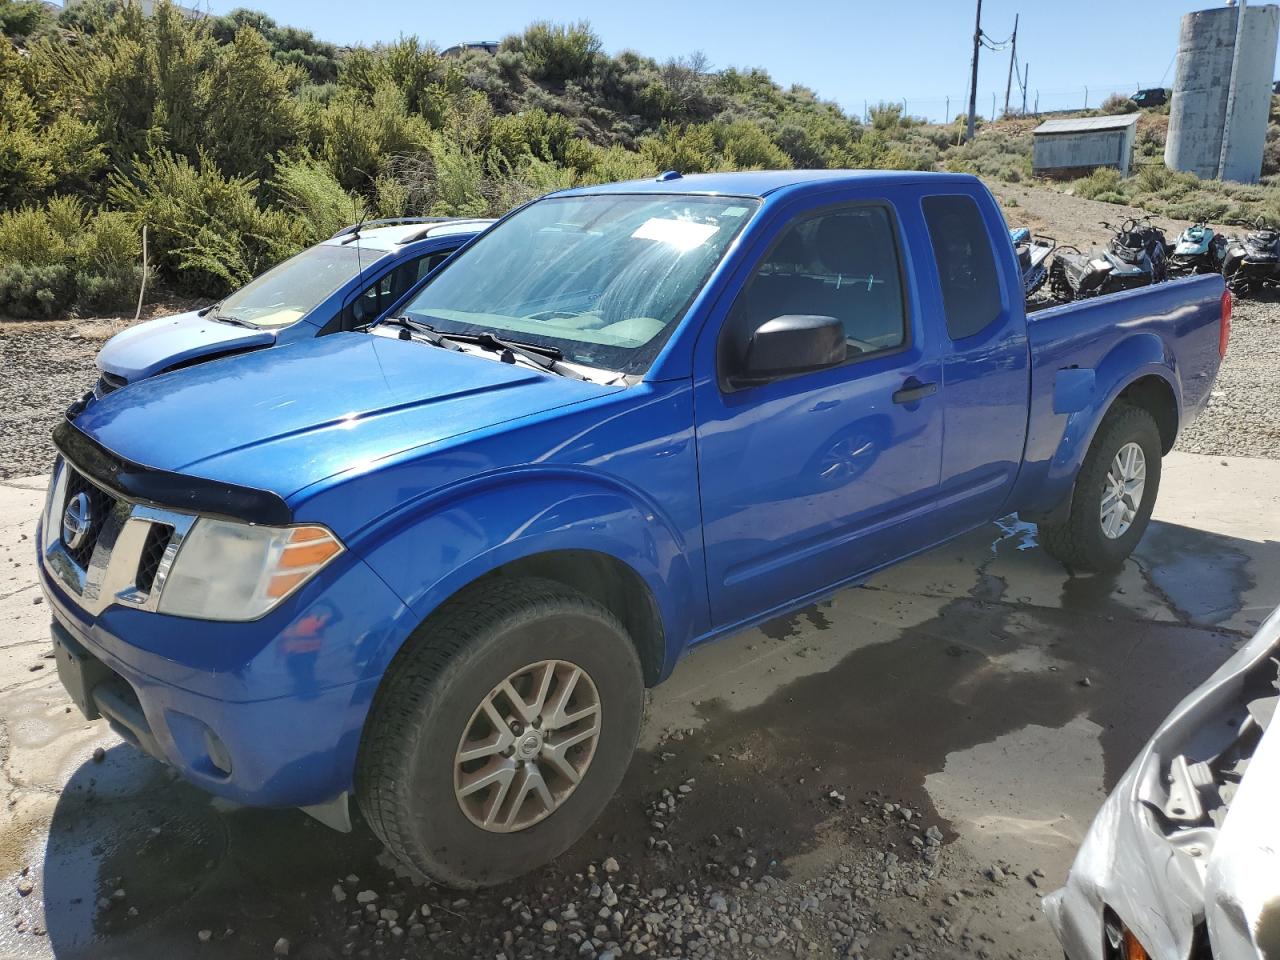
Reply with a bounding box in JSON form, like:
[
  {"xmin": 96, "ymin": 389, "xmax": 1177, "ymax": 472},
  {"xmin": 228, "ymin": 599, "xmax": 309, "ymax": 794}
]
[
  {"xmin": 377, "ymin": 316, "xmax": 463, "ymax": 350},
  {"xmin": 376, "ymin": 317, "xmax": 590, "ymax": 380},
  {"xmin": 212, "ymin": 313, "xmax": 255, "ymax": 328},
  {"xmin": 441, "ymin": 331, "xmax": 591, "ymax": 381}
]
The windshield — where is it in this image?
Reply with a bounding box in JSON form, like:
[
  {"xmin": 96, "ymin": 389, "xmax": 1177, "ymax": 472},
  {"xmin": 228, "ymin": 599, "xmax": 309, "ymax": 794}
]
[
  {"xmin": 217, "ymin": 243, "xmax": 375, "ymax": 328},
  {"xmin": 398, "ymin": 194, "xmax": 759, "ymax": 373}
]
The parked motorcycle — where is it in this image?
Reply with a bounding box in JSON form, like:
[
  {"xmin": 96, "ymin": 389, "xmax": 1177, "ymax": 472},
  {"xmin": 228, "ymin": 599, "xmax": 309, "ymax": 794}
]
[
  {"xmin": 1167, "ymin": 220, "xmax": 1228, "ymax": 277},
  {"xmin": 1049, "ymin": 218, "xmax": 1169, "ymax": 301},
  {"xmin": 1222, "ymin": 217, "xmax": 1280, "ymax": 295},
  {"xmin": 1010, "ymin": 227, "xmax": 1057, "ymax": 298}
]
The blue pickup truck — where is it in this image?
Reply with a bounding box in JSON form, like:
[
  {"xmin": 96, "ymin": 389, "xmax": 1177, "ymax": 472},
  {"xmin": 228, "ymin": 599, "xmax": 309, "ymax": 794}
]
[
  {"xmin": 37, "ymin": 170, "xmax": 1229, "ymax": 888},
  {"xmin": 93, "ymin": 217, "xmax": 491, "ymax": 396}
]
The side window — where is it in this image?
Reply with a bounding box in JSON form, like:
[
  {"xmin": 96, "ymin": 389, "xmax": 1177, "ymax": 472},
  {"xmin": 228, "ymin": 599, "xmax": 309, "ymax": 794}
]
[
  {"xmin": 349, "ymin": 254, "xmax": 437, "ymax": 325},
  {"xmin": 731, "ymin": 205, "xmax": 907, "ymax": 360},
  {"xmin": 418, "ymin": 250, "xmax": 451, "ymax": 280},
  {"xmin": 921, "ymin": 195, "xmax": 1003, "ymax": 340}
]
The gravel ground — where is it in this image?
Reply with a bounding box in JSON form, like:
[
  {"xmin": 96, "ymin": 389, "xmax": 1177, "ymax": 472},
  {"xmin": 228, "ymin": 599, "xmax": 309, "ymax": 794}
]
[
  {"xmin": 0, "ymin": 321, "xmax": 108, "ymax": 479},
  {"xmin": 1177, "ymin": 295, "xmax": 1280, "ymax": 459},
  {"xmin": 0, "ymin": 185, "xmax": 1276, "ymax": 481}
]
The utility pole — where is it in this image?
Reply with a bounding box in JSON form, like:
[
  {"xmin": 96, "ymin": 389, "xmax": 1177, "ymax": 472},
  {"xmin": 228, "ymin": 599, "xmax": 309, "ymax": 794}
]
[
  {"xmin": 1021, "ymin": 63, "xmax": 1029, "ymax": 115},
  {"xmin": 965, "ymin": 0, "xmax": 982, "ymax": 141},
  {"xmin": 1003, "ymin": 13, "xmax": 1019, "ymax": 117}
]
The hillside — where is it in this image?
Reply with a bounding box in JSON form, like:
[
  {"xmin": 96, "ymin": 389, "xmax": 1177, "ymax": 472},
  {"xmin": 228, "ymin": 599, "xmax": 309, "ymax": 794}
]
[{"xmin": 2, "ymin": 0, "xmax": 1280, "ymax": 321}]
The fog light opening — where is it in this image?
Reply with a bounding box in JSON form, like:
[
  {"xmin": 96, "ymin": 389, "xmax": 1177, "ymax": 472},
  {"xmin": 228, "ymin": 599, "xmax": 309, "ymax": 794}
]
[{"xmin": 203, "ymin": 728, "xmax": 233, "ymax": 776}]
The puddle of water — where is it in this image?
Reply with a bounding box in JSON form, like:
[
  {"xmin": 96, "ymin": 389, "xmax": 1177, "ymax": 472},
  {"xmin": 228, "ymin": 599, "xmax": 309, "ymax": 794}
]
[
  {"xmin": 1136, "ymin": 521, "xmax": 1254, "ymax": 627},
  {"xmin": 759, "ymin": 602, "xmax": 834, "ymax": 641}
]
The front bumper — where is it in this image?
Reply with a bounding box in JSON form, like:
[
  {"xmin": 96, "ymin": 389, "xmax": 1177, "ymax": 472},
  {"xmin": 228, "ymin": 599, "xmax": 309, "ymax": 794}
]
[{"xmin": 37, "ymin": 516, "xmax": 415, "ymax": 811}]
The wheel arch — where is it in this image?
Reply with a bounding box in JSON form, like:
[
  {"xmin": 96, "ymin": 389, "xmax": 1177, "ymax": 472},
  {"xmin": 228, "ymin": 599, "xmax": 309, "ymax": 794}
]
[
  {"xmin": 1050, "ymin": 334, "xmax": 1180, "ymax": 488},
  {"xmin": 1022, "ymin": 360, "xmax": 1179, "ymax": 524},
  {"xmin": 1114, "ymin": 374, "xmax": 1178, "ymax": 454},
  {"xmin": 486, "ymin": 549, "xmax": 668, "ymax": 687},
  {"xmin": 353, "ymin": 471, "xmax": 702, "ymax": 692}
]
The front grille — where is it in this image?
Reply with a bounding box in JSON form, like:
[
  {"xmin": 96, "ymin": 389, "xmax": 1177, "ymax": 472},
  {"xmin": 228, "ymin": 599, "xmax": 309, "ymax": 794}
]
[
  {"xmin": 134, "ymin": 523, "xmax": 173, "ymax": 595},
  {"xmin": 96, "ymin": 372, "xmax": 127, "ymax": 398},
  {"xmin": 61, "ymin": 469, "xmax": 118, "ymax": 568}
]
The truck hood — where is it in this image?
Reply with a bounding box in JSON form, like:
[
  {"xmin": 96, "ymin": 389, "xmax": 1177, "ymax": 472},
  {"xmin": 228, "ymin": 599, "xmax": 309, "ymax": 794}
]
[
  {"xmin": 97, "ymin": 309, "xmax": 279, "ymax": 381},
  {"xmin": 72, "ymin": 332, "xmax": 618, "ymax": 499}
]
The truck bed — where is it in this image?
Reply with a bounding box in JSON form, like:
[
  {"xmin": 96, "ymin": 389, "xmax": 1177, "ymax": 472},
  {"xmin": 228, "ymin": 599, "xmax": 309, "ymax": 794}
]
[{"xmin": 1012, "ymin": 274, "xmax": 1227, "ymax": 517}]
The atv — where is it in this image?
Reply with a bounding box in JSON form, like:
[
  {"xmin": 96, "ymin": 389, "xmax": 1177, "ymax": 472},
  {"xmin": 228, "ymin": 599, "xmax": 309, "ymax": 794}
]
[
  {"xmin": 1167, "ymin": 220, "xmax": 1228, "ymax": 277},
  {"xmin": 1010, "ymin": 227, "xmax": 1057, "ymax": 299},
  {"xmin": 1222, "ymin": 217, "xmax": 1280, "ymax": 295},
  {"xmin": 1049, "ymin": 218, "xmax": 1168, "ymax": 301}
]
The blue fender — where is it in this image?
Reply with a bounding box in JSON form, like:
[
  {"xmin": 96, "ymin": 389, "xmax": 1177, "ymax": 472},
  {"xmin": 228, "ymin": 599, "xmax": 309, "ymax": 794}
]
[
  {"xmin": 351, "ymin": 467, "xmax": 699, "ymax": 686},
  {"xmin": 1041, "ymin": 331, "xmax": 1180, "ymax": 505}
]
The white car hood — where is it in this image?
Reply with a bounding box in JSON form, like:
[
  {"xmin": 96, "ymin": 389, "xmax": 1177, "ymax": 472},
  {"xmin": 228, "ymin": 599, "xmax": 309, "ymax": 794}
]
[
  {"xmin": 1205, "ymin": 687, "xmax": 1280, "ymax": 960},
  {"xmin": 1046, "ymin": 605, "xmax": 1280, "ymax": 960}
]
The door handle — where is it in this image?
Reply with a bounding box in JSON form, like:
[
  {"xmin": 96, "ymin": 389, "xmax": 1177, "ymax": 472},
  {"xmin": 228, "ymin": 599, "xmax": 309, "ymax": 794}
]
[{"xmin": 892, "ymin": 379, "xmax": 937, "ymax": 405}]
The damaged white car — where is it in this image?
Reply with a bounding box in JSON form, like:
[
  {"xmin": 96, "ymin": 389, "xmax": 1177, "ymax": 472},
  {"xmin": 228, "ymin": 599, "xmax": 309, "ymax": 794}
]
[{"xmin": 1045, "ymin": 605, "xmax": 1280, "ymax": 960}]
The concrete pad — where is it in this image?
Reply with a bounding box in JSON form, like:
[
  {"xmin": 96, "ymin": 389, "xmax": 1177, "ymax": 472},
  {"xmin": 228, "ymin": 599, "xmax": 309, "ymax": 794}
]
[{"xmin": 925, "ymin": 716, "xmax": 1106, "ymax": 881}]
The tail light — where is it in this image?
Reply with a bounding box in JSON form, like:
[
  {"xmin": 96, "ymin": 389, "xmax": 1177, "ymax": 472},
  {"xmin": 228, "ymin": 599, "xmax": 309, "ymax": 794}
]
[{"xmin": 1219, "ymin": 289, "xmax": 1232, "ymax": 358}]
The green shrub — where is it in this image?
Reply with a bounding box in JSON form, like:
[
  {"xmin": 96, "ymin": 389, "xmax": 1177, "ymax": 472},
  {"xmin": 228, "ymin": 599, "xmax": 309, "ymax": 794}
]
[
  {"xmin": 715, "ymin": 120, "xmax": 790, "ymax": 170},
  {"xmin": 0, "ymin": 261, "xmax": 74, "ymax": 317},
  {"xmin": 318, "ymin": 84, "xmax": 431, "ymax": 191},
  {"xmin": 199, "ymin": 26, "xmax": 304, "ymax": 180},
  {"xmin": 0, "ymin": 0, "xmax": 57, "ymax": 43},
  {"xmin": 638, "ymin": 124, "xmax": 718, "ymax": 173},
  {"xmin": 0, "ymin": 199, "xmax": 140, "ymax": 317},
  {"xmin": 107, "ymin": 148, "xmax": 301, "ymax": 294},
  {"xmin": 868, "ymin": 102, "xmax": 905, "ymax": 131},
  {"xmin": 506, "ymin": 21, "xmax": 601, "ymax": 85},
  {"xmin": 75, "ymin": 210, "xmax": 141, "ymax": 307},
  {"xmin": 1071, "ymin": 166, "xmax": 1126, "ymax": 200},
  {"xmin": 1099, "ymin": 93, "xmax": 1138, "ymax": 114},
  {"xmin": 272, "ymin": 155, "xmax": 366, "ymax": 242}
]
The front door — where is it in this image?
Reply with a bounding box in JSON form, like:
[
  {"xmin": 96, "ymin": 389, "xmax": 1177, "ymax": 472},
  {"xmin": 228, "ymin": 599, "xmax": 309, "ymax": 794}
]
[{"xmin": 694, "ymin": 197, "xmax": 944, "ymax": 629}]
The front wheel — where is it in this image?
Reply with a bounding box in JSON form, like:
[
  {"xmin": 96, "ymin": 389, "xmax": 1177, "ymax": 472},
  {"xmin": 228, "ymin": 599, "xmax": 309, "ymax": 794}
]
[
  {"xmin": 356, "ymin": 578, "xmax": 644, "ymax": 888},
  {"xmin": 1036, "ymin": 403, "xmax": 1163, "ymax": 572}
]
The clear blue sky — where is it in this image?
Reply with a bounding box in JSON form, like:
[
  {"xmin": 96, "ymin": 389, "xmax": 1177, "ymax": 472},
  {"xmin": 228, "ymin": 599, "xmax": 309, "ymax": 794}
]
[{"xmin": 209, "ymin": 0, "xmax": 1277, "ymax": 121}]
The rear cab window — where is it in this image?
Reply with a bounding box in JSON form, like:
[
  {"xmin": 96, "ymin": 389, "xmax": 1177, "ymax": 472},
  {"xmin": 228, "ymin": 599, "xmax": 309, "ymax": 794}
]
[{"xmin": 921, "ymin": 194, "xmax": 1004, "ymax": 340}]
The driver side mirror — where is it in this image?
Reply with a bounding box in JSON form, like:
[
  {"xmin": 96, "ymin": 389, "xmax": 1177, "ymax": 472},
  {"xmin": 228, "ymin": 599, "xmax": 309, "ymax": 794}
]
[{"xmin": 729, "ymin": 314, "xmax": 846, "ymax": 389}]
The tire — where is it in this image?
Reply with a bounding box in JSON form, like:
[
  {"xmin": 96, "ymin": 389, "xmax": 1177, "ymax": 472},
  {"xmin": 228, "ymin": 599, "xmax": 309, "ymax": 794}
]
[
  {"xmin": 1036, "ymin": 402, "xmax": 1162, "ymax": 573},
  {"xmin": 356, "ymin": 577, "xmax": 644, "ymax": 888}
]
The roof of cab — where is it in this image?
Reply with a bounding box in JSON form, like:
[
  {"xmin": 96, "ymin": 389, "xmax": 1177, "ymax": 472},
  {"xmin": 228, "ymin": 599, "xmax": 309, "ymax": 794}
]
[
  {"xmin": 557, "ymin": 169, "xmax": 981, "ymax": 200},
  {"xmin": 320, "ymin": 218, "xmax": 493, "ymax": 252}
]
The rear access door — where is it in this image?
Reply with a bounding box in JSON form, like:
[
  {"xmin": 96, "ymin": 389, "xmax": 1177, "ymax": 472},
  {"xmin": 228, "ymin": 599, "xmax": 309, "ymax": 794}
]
[{"xmin": 920, "ymin": 190, "xmax": 1030, "ymax": 534}]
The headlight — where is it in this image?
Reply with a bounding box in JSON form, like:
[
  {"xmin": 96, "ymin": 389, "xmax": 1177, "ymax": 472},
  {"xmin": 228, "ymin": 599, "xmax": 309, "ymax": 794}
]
[{"xmin": 158, "ymin": 519, "xmax": 344, "ymax": 621}]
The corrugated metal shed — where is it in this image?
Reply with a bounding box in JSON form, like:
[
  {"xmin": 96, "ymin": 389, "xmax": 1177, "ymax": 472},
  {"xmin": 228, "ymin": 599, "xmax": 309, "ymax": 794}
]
[{"xmin": 1033, "ymin": 113, "xmax": 1141, "ymax": 177}]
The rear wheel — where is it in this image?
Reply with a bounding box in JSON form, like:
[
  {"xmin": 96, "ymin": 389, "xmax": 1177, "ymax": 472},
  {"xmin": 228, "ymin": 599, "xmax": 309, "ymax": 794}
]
[
  {"xmin": 1036, "ymin": 403, "xmax": 1162, "ymax": 572},
  {"xmin": 357, "ymin": 577, "xmax": 644, "ymax": 888}
]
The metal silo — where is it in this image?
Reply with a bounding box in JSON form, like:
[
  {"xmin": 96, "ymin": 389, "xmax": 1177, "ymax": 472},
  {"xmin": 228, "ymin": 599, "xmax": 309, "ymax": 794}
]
[{"xmin": 1165, "ymin": 2, "xmax": 1280, "ymax": 183}]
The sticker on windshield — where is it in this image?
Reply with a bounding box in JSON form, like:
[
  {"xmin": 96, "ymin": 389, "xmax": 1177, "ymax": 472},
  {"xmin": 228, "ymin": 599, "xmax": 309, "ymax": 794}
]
[
  {"xmin": 631, "ymin": 218, "xmax": 719, "ymax": 251},
  {"xmin": 722, "ymin": 206, "xmax": 749, "ymax": 217}
]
